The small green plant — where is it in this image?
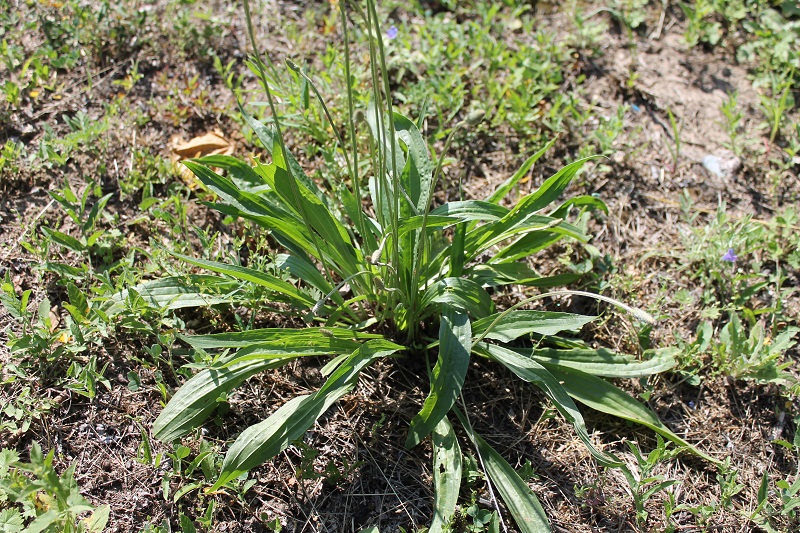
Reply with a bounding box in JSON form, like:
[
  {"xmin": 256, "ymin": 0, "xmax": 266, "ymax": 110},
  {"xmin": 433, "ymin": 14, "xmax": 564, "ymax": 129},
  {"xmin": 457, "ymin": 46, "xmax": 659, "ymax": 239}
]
[
  {"xmin": 665, "ymin": 107, "xmax": 683, "ymax": 172},
  {"xmin": 751, "ymin": 422, "xmax": 800, "ymax": 530},
  {"xmin": 682, "ymin": 0, "xmax": 723, "ymax": 47},
  {"xmin": 619, "ymin": 435, "xmax": 681, "ymax": 528},
  {"xmin": 719, "ymin": 91, "xmax": 744, "ymax": 156},
  {"xmin": 0, "ymin": 443, "xmax": 110, "ymax": 532},
  {"xmin": 133, "ymin": 2, "xmax": 718, "ymax": 531},
  {"xmin": 759, "ymin": 71, "xmax": 795, "ymax": 146},
  {"xmin": 709, "ymin": 313, "xmax": 798, "ymax": 387}
]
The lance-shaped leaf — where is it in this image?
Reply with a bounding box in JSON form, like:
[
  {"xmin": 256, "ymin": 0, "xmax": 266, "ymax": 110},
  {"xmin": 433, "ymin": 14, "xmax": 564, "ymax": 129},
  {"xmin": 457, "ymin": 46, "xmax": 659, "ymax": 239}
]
[
  {"xmin": 182, "ymin": 327, "xmax": 380, "ymax": 351},
  {"xmin": 527, "ymin": 347, "xmax": 678, "ymax": 378},
  {"xmin": 170, "ymin": 251, "xmax": 316, "ymax": 308},
  {"xmin": 454, "ymin": 407, "xmax": 550, "ymax": 533},
  {"xmin": 394, "ymin": 112, "xmax": 433, "ymax": 214},
  {"xmin": 430, "ymin": 417, "xmax": 461, "ymax": 533},
  {"xmin": 472, "ymin": 310, "xmax": 597, "ymax": 342},
  {"xmin": 486, "ymin": 138, "xmax": 556, "ymax": 205},
  {"xmin": 406, "ymin": 305, "xmax": 471, "ymax": 448},
  {"xmin": 153, "ymin": 356, "xmax": 297, "ymax": 442},
  {"xmin": 477, "ymin": 343, "xmax": 620, "ymax": 467},
  {"xmin": 421, "ymin": 278, "xmax": 494, "ymax": 318},
  {"xmin": 103, "ymin": 275, "xmax": 239, "ymax": 317},
  {"xmin": 544, "ymin": 364, "xmax": 720, "ymax": 465},
  {"xmin": 430, "ymin": 201, "xmax": 509, "ymax": 222},
  {"xmin": 210, "ymin": 339, "xmax": 402, "ymax": 490},
  {"xmin": 467, "ymin": 263, "xmax": 581, "ymax": 288}
]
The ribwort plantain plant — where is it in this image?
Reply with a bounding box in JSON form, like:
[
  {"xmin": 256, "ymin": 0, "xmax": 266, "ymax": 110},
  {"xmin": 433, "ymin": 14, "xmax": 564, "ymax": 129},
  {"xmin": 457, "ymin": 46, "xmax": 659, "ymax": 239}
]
[{"xmin": 131, "ymin": 1, "xmax": 720, "ymax": 530}]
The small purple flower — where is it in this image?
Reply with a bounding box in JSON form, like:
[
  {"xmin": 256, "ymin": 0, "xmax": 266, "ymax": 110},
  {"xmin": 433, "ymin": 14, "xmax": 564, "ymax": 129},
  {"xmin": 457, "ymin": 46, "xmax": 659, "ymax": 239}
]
[
  {"xmin": 386, "ymin": 26, "xmax": 399, "ymax": 40},
  {"xmin": 721, "ymin": 248, "xmax": 738, "ymax": 263}
]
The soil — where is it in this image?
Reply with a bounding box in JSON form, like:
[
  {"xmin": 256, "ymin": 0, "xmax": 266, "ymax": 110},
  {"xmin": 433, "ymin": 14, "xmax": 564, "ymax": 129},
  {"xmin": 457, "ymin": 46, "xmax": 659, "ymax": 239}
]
[{"xmin": 1, "ymin": 1, "xmax": 798, "ymax": 532}]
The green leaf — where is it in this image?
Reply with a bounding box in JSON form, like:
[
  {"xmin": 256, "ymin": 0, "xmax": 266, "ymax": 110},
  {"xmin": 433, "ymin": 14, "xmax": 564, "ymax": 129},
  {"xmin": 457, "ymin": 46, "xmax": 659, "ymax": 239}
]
[
  {"xmin": 421, "ymin": 278, "xmax": 494, "ymax": 318},
  {"xmin": 181, "ymin": 327, "xmax": 380, "ymax": 350},
  {"xmin": 241, "ymin": 108, "xmax": 330, "ymax": 207},
  {"xmin": 41, "ymin": 227, "xmax": 84, "ymax": 253},
  {"xmin": 20, "ymin": 511, "xmax": 59, "ymax": 533},
  {"xmin": 406, "ymin": 305, "xmax": 471, "ymax": 448},
  {"xmin": 430, "ymin": 201, "xmax": 509, "ymax": 222},
  {"xmin": 468, "ymin": 264, "xmax": 580, "ymax": 288},
  {"xmin": 397, "ymin": 215, "xmax": 460, "ymax": 236},
  {"xmin": 153, "ymin": 356, "xmax": 298, "ymax": 442},
  {"xmin": 170, "ymin": 251, "xmax": 316, "ymax": 308},
  {"xmin": 394, "ymin": 112, "xmax": 433, "ymax": 214},
  {"xmin": 195, "ymin": 154, "xmax": 269, "ymax": 191},
  {"xmin": 0, "ymin": 509, "xmax": 23, "ymax": 532},
  {"xmin": 274, "ymin": 253, "xmax": 333, "ymax": 294},
  {"xmin": 545, "ymin": 365, "xmax": 720, "ymax": 465},
  {"xmin": 430, "ymin": 417, "xmax": 461, "ymax": 533},
  {"xmin": 85, "ymin": 504, "xmax": 111, "ymax": 532},
  {"xmin": 467, "ymin": 157, "xmax": 595, "ymax": 258},
  {"xmin": 103, "ymin": 275, "xmax": 239, "ymax": 316},
  {"xmin": 454, "ymin": 407, "xmax": 550, "ymax": 532},
  {"xmin": 259, "ymin": 161, "xmax": 361, "ymax": 276},
  {"xmin": 66, "ymin": 282, "xmax": 90, "ymax": 319},
  {"xmin": 472, "ymin": 310, "xmax": 597, "ymax": 342},
  {"xmin": 211, "ymin": 339, "xmax": 401, "ymax": 490},
  {"xmin": 528, "ymin": 347, "xmax": 677, "ymax": 378},
  {"xmin": 487, "ymin": 138, "xmax": 556, "ymax": 204},
  {"xmin": 491, "ymin": 224, "xmax": 586, "ymax": 264},
  {"xmin": 477, "ymin": 343, "xmax": 619, "ymax": 467}
]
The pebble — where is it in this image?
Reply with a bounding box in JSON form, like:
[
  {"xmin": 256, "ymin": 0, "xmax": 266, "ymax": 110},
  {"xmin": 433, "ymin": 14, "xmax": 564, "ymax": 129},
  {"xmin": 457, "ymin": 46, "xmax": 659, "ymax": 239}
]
[{"xmin": 702, "ymin": 151, "xmax": 742, "ymax": 178}]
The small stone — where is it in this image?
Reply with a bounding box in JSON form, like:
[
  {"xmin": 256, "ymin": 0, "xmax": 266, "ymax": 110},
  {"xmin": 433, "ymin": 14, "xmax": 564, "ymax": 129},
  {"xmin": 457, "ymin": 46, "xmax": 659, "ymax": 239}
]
[{"xmin": 702, "ymin": 150, "xmax": 741, "ymax": 178}]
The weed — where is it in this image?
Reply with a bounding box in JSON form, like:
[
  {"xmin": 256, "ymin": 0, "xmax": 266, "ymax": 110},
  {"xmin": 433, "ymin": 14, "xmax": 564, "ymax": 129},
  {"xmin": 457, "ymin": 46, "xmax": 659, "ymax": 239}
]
[
  {"xmin": 619, "ymin": 435, "xmax": 681, "ymax": 528},
  {"xmin": 129, "ymin": 2, "xmax": 718, "ymax": 532},
  {"xmin": 719, "ymin": 91, "xmax": 745, "ymax": 156},
  {"xmin": 759, "ymin": 70, "xmax": 795, "ymax": 146},
  {"xmin": 0, "ymin": 443, "xmax": 110, "ymax": 532},
  {"xmin": 665, "ymin": 107, "xmax": 683, "ymax": 172}
]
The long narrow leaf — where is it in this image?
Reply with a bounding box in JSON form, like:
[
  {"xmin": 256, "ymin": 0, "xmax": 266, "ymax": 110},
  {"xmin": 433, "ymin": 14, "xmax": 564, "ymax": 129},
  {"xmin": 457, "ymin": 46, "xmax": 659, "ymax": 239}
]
[
  {"xmin": 181, "ymin": 327, "xmax": 381, "ymax": 350},
  {"xmin": 394, "ymin": 112, "xmax": 433, "ymax": 214},
  {"xmin": 103, "ymin": 275, "xmax": 239, "ymax": 316},
  {"xmin": 528, "ymin": 347, "xmax": 678, "ymax": 378},
  {"xmin": 544, "ymin": 364, "xmax": 720, "ymax": 465},
  {"xmin": 211, "ymin": 339, "xmax": 402, "ymax": 490},
  {"xmin": 487, "ymin": 138, "xmax": 557, "ymax": 204},
  {"xmin": 406, "ymin": 305, "xmax": 471, "ymax": 448},
  {"xmin": 472, "ymin": 310, "xmax": 597, "ymax": 342},
  {"xmin": 430, "ymin": 200, "xmax": 509, "ymax": 222},
  {"xmin": 467, "ymin": 264, "xmax": 581, "ymax": 288},
  {"xmin": 171, "ymin": 252, "xmax": 316, "ymax": 308},
  {"xmin": 454, "ymin": 407, "xmax": 550, "ymax": 533},
  {"xmin": 477, "ymin": 343, "xmax": 620, "ymax": 467},
  {"xmin": 153, "ymin": 356, "xmax": 297, "ymax": 442},
  {"xmin": 430, "ymin": 417, "xmax": 461, "ymax": 533}
]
